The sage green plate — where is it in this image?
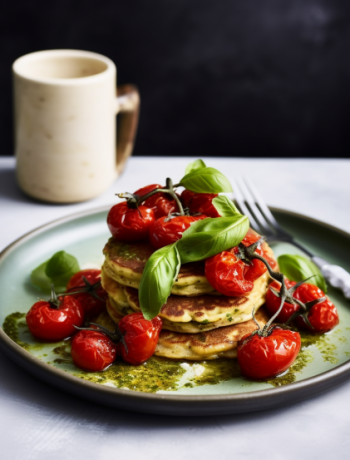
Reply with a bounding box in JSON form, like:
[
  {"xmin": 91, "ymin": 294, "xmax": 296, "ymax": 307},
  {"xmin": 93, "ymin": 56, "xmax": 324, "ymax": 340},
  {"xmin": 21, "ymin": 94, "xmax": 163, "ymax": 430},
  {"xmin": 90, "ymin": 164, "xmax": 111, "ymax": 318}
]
[{"xmin": 0, "ymin": 206, "xmax": 350, "ymax": 416}]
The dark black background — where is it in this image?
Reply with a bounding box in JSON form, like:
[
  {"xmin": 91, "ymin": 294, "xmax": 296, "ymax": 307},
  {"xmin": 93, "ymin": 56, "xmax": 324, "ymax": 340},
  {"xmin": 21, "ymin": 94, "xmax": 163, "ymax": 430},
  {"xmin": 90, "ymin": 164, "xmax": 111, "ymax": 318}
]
[{"xmin": 2, "ymin": 0, "xmax": 350, "ymax": 157}]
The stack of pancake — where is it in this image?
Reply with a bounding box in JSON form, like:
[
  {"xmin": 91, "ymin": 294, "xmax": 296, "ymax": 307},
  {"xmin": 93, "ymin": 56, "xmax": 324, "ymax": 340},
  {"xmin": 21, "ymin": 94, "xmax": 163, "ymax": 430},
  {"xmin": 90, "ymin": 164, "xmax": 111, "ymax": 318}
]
[{"xmin": 101, "ymin": 237, "xmax": 276, "ymax": 360}]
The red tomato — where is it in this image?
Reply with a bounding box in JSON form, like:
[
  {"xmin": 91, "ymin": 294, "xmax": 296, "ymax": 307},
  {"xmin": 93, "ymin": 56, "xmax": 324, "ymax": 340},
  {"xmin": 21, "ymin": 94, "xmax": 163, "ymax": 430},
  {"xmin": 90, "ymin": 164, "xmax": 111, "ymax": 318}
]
[
  {"xmin": 26, "ymin": 297, "xmax": 84, "ymax": 342},
  {"xmin": 149, "ymin": 215, "xmax": 207, "ymax": 249},
  {"xmin": 181, "ymin": 190, "xmax": 220, "ymax": 218},
  {"xmin": 135, "ymin": 184, "xmax": 179, "ymax": 219},
  {"xmin": 205, "ymin": 250, "xmax": 254, "ymax": 296},
  {"xmin": 66, "ymin": 269, "xmax": 108, "ymax": 318},
  {"xmin": 236, "ymin": 228, "xmax": 267, "ymax": 282},
  {"xmin": 237, "ymin": 328, "xmax": 301, "ymax": 379},
  {"xmin": 107, "ymin": 202, "xmax": 155, "ymax": 242},
  {"xmin": 181, "ymin": 189, "xmax": 195, "ymax": 208},
  {"xmin": 294, "ymin": 284, "xmax": 339, "ymax": 332},
  {"xmin": 71, "ymin": 330, "xmax": 117, "ymax": 371},
  {"xmin": 118, "ymin": 313, "xmax": 163, "ymax": 365},
  {"xmin": 205, "ymin": 228, "xmax": 272, "ymax": 296},
  {"xmin": 265, "ymin": 279, "xmax": 300, "ymax": 323},
  {"xmin": 134, "ymin": 183, "xmax": 163, "ymax": 197}
]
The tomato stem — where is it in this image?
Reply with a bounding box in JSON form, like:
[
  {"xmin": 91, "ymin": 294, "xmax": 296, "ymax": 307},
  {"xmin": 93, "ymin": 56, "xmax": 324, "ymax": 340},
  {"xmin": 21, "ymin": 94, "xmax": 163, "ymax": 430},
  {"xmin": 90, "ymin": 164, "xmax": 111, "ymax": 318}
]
[
  {"xmin": 165, "ymin": 178, "xmax": 185, "ymax": 216},
  {"xmin": 236, "ymin": 240, "xmax": 318, "ymax": 336},
  {"xmin": 121, "ymin": 178, "xmax": 186, "ymax": 216},
  {"xmin": 47, "ymin": 284, "xmax": 61, "ymax": 309},
  {"xmin": 74, "ymin": 322, "xmax": 129, "ymax": 354},
  {"xmin": 59, "ymin": 277, "xmax": 104, "ymax": 302}
]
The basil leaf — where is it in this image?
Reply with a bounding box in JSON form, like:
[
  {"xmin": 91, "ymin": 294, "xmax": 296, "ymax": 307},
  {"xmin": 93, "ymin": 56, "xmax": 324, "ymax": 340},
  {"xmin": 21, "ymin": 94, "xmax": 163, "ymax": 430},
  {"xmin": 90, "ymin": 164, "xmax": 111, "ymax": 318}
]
[
  {"xmin": 139, "ymin": 244, "xmax": 181, "ymax": 320},
  {"xmin": 177, "ymin": 215, "xmax": 249, "ymax": 264},
  {"xmin": 277, "ymin": 254, "xmax": 327, "ymax": 293},
  {"xmin": 184, "ymin": 159, "xmax": 207, "ymax": 175},
  {"xmin": 179, "ymin": 167, "xmax": 233, "ymax": 193},
  {"xmin": 212, "ymin": 196, "xmax": 240, "ymax": 217},
  {"xmin": 30, "ymin": 261, "xmax": 52, "ymax": 293},
  {"xmin": 31, "ymin": 251, "xmax": 80, "ymax": 293}
]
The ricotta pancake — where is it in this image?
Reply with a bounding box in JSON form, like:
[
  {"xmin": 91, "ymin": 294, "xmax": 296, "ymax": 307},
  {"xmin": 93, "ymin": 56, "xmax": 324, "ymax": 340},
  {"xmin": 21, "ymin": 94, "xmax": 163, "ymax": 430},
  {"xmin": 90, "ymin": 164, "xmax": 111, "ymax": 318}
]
[
  {"xmin": 102, "ymin": 268, "xmax": 270, "ymax": 333},
  {"xmin": 155, "ymin": 309, "xmax": 269, "ymax": 360},
  {"xmin": 103, "ymin": 238, "xmax": 215, "ymax": 296}
]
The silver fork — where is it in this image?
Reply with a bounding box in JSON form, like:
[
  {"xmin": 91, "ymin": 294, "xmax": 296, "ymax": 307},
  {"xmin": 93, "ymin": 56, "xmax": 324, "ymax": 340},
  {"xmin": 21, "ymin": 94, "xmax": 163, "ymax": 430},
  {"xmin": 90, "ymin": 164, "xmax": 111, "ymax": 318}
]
[{"xmin": 231, "ymin": 177, "xmax": 350, "ymax": 299}]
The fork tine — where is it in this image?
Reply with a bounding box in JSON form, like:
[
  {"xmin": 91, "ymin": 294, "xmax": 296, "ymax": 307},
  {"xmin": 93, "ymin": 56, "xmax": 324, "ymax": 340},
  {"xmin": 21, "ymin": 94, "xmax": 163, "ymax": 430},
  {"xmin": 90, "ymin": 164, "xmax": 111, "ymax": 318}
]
[
  {"xmin": 238, "ymin": 178, "xmax": 276, "ymax": 236},
  {"xmin": 243, "ymin": 177, "xmax": 288, "ymax": 235},
  {"xmin": 231, "ymin": 178, "xmax": 261, "ymax": 233}
]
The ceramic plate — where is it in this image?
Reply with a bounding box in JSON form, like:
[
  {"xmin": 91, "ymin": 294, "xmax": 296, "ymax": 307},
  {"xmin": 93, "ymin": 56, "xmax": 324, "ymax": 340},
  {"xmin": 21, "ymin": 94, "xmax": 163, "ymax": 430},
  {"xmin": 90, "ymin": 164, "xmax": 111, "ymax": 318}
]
[{"xmin": 1, "ymin": 206, "xmax": 350, "ymax": 416}]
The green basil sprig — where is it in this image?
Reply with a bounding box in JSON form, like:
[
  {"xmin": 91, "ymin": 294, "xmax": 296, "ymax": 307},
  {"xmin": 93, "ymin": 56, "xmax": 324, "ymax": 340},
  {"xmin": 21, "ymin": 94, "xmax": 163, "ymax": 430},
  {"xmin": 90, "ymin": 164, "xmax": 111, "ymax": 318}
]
[
  {"xmin": 184, "ymin": 159, "xmax": 207, "ymax": 175},
  {"xmin": 177, "ymin": 215, "xmax": 249, "ymax": 264},
  {"xmin": 179, "ymin": 166, "xmax": 233, "ymax": 194},
  {"xmin": 138, "ymin": 244, "xmax": 181, "ymax": 320},
  {"xmin": 212, "ymin": 196, "xmax": 241, "ymax": 217},
  {"xmin": 277, "ymin": 254, "xmax": 327, "ymax": 293},
  {"xmin": 31, "ymin": 251, "xmax": 80, "ymax": 293}
]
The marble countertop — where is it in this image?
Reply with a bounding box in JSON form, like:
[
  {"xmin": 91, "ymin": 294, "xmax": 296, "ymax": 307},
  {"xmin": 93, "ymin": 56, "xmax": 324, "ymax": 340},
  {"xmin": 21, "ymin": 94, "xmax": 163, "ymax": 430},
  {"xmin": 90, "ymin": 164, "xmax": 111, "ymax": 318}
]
[{"xmin": 1, "ymin": 156, "xmax": 349, "ymax": 460}]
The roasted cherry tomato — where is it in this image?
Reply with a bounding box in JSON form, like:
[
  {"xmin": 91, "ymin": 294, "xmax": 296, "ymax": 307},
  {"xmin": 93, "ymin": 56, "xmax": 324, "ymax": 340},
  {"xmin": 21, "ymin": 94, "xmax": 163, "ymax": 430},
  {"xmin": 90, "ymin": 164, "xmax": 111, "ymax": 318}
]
[
  {"xmin": 237, "ymin": 327, "xmax": 301, "ymax": 379},
  {"xmin": 134, "ymin": 184, "xmax": 179, "ymax": 219},
  {"xmin": 66, "ymin": 269, "xmax": 108, "ymax": 318},
  {"xmin": 205, "ymin": 228, "xmax": 273, "ymax": 296},
  {"xmin": 71, "ymin": 330, "xmax": 117, "ymax": 371},
  {"xmin": 118, "ymin": 313, "xmax": 163, "ymax": 365},
  {"xmin": 294, "ymin": 283, "xmax": 339, "ymax": 332},
  {"xmin": 26, "ymin": 296, "xmax": 84, "ymax": 342},
  {"xmin": 181, "ymin": 190, "xmax": 220, "ymax": 218},
  {"xmin": 205, "ymin": 250, "xmax": 254, "ymax": 297},
  {"xmin": 107, "ymin": 201, "xmax": 155, "ymax": 242},
  {"xmin": 266, "ymin": 280, "xmax": 339, "ymax": 332},
  {"xmin": 181, "ymin": 189, "xmax": 196, "ymax": 208},
  {"xmin": 237, "ymin": 228, "xmax": 267, "ymax": 282},
  {"xmin": 265, "ymin": 279, "xmax": 300, "ymax": 323},
  {"xmin": 149, "ymin": 215, "xmax": 207, "ymax": 249}
]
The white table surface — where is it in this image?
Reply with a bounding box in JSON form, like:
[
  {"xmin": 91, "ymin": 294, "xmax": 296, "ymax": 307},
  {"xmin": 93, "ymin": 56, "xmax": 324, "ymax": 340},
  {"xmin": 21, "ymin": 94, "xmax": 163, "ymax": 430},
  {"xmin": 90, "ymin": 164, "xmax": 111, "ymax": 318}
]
[{"xmin": 1, "ymin": 156, "xmax": 350, "ymax": 460}]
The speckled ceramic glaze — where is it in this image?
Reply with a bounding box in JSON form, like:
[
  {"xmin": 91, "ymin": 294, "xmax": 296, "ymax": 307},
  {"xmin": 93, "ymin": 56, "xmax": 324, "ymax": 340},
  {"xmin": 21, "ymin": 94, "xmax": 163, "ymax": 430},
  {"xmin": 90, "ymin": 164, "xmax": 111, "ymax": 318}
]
[{"xmin": 0, "ymin": 206, "xmax": 350, "ymax": 416}]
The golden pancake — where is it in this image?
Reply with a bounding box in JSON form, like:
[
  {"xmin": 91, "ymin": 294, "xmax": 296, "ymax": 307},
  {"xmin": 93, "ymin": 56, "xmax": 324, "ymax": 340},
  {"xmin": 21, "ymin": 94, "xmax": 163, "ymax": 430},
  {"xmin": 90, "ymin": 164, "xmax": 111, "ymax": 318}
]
[
  {"xmin": 155, "ymin": 309, "xmax": 269, "ymax": 360},
  {"xmin": 102, "ymin": 263, "xmax": 270, "ymax": 332},
  {"xmin": 103, "ymin": 238, "xmax": 215, "ymax": 296},
  {"xmin": 106, "ymin": 298, "xmax": 134, "ymax": 324}
]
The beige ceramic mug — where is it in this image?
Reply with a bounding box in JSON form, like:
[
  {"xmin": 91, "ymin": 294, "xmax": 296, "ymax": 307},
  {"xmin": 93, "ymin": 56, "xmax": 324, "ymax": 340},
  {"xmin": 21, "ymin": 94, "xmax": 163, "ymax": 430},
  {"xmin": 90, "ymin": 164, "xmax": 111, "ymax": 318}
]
[{"xmin": 13, "ymin": 49, "xmax": 140, "ymax": 203}]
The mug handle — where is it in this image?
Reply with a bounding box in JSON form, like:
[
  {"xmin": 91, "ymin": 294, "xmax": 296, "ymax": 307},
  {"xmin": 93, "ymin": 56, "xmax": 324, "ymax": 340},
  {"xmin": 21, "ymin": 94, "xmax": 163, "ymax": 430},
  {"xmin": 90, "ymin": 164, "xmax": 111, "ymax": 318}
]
[{"xmin": 115, "ymin": 84, "xmax": 140, "ymax": 174}]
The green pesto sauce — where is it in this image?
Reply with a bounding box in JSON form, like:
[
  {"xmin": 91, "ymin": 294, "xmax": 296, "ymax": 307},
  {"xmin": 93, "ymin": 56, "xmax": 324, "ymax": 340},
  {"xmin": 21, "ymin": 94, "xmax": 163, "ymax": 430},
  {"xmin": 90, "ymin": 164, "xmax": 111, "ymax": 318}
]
[
  {"xmin": 2, "ymin": 312, "xmax": 347, "ymax": 393},
  {"xmin": 3, "ymin": 312, "xmax": 28, "ymax": 349}
]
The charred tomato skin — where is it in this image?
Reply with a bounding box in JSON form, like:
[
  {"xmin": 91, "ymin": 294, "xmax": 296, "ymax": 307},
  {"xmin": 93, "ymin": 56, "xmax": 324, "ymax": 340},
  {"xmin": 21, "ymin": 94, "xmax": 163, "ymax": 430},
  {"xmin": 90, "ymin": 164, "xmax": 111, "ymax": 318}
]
[
  {"xmin": 118, "ymin": 313, "xmax": 162, "ymax": 365},
  {"xmin": 237, "ymin": 328, "xmax": 301, "ymax": 379},
  {"xmin": 149, "ymin": 215, "xmax": 207, "ymax": 249},
  {"xmin": 134, "ymin": 183, "xmax": 179, "ymax": 219},
  {"xmin": 66, "ymin": 269, "xmax": 108, "ymax": 318},
  {"xmin": 26, "ymin": 297, "xmax": 84, "ymax": 342},
  {"xmin": 107, "ymin": 202, "xmax": 155, "ymax": 242},
  {"xmin": 71, "ymin": 330, "xmax": 117, "ymax": 371}
]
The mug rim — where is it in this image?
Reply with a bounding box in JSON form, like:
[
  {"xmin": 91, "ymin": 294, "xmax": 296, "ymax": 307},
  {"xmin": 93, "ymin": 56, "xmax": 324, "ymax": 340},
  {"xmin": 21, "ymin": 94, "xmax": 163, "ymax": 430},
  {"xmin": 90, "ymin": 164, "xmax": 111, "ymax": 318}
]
[{"xmin": 12, "ymin": 49, "xmax": 116, "ymax": 85}]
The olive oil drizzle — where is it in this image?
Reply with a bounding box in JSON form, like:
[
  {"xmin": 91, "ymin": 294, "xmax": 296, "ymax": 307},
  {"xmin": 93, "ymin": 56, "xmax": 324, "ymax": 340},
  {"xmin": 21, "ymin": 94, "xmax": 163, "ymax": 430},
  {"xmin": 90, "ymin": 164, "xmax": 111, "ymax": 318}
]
[{"xmin": 2, "ymin": 312, "xmax": 346, "ymax": 393}]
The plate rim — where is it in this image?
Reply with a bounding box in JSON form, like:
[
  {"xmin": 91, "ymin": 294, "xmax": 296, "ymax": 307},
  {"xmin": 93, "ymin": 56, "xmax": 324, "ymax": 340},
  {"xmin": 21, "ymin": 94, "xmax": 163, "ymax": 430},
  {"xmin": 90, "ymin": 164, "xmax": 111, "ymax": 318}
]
[{"xmin": 1, "ymin": 204, "xmax": 350, "ymax": 415}]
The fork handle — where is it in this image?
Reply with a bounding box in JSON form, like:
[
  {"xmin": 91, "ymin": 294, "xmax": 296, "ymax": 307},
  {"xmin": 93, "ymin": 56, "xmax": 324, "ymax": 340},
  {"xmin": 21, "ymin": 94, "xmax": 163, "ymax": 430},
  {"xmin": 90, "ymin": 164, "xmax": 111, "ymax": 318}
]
[{"xmin": 312, "ymin": 256, "xmax": 350, "ymax": 299}]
